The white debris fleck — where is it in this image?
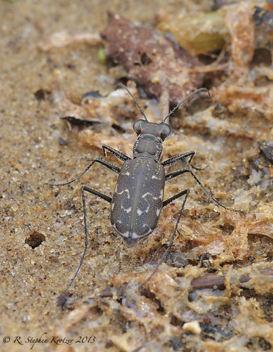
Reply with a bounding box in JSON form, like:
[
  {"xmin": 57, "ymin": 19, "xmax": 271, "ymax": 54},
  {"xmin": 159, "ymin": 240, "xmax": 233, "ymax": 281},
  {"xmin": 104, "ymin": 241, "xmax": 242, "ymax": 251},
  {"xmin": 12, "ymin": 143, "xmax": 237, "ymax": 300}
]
[{"xmin": 183, "ymin": 321, "xmax": 202, "ymax": 335}]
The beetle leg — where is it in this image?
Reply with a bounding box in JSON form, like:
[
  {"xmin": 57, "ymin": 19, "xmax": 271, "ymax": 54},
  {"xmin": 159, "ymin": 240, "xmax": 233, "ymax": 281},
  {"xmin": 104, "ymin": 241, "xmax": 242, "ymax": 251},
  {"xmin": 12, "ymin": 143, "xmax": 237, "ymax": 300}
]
[
  {"xmin": 47, "ymin": 154, "xmax": 121, "ymax": 296},
  {"xmin": 162, "ymin": 151, "xmax": 208, "ymax": 171},
  {"xmin": 162, "ymin": 151, "xmax": 195, "ymax": 167},
  {"xmin": 59, "ymin": 185, "xmax": 112, "ymax": 296},
  {"xmin": 139, "ymin": 189, "xmax": 190, "ymax": 288},
  {"xmin": 102, "ymin": 145, "xmax": 132, "ymax": 162},
  {"xmin": 82, "ymin": 186, "xmax": 112, "ymax": 203},
  {"xmin": 165, "ymin": 167, "xmax": 243, "ymax": 213},
  {"xmin": 46, "ymin": 158, "xmax": 121, "ymax": 187},
  {"xmin": 84, "ymin": 145, "xmax": 131, "ymax": 162},
  {"xmin": 163, "ymin": 188, "xmax": 190, "ymax": 208}
]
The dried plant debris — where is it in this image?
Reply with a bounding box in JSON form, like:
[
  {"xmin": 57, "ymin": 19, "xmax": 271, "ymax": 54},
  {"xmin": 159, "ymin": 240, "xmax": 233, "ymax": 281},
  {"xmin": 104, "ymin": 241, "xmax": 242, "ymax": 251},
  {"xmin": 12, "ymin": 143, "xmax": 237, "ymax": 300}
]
[
  {"xmin": 38, "ymin": 31, "xmax": 102, "ymax": 52},
  {"xmin": 61, "ymin": 116, "xmax": 101, "ymax": 129},
  {"xmin": 213, "ymin": 81, "xmax": 273, "ymax": 121},
  {"xmin": 253, "ymin": 5, "xmax": 273, "ymax": 50},
  {"xmin": 146, "ymin": 201, "xmax": 273, "ymax": 266},
  {"xmin": 101, "ymin": 12, "xmax": 205, "ymax": 106},
  {"xmin": 158, "ymin": 11, "xmax": 230, "ymax": 57},
  {"xmin": 34, "ymin": 88, "xmax": 52, "ymax": 101},
  {"xmin": 181, "ymin": 105, "xmax": 255, "ymax": 140},
  {"xmin": 51, "ymin": 85, "xmax": 144, "ymax": 154},
  {"xmin": 158, "ymin": 2, "xmax": 273, "ymax": 59},
  {"xmin": 241, "ymin": 140, "xmax": 273, "ymax": 190},
  {"xmin": 54, "ymin": 263, "xmax": 273, "ymax": 352},
  {"xmin": 158, "ymin": 2, "xmax": 273, "ymax": 121},
  {"xmin": 215, "ymin": 202, "xmax": 273, "ymax": 261},
  {"xmin": 258, "ymin": 140, "xmax": 273, "ymax": 162}
]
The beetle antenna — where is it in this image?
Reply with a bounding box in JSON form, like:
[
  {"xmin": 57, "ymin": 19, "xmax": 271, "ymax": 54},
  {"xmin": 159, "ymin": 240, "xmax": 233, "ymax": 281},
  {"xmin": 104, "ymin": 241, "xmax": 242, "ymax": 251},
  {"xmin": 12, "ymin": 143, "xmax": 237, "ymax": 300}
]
[
  {"xmin": 116, "ymin": 83, "xmax": 148, "ymax": 121},
  {"xmin": 162, "ymin": 88, "xmax": 210, "ymax": 123}
]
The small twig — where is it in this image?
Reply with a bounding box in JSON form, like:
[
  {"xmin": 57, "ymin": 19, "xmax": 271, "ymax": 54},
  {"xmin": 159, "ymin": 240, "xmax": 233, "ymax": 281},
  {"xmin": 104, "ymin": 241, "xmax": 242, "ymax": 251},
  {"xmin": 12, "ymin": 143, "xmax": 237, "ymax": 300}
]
[
  {"xmin": 191, "ymin": 267, "xmax": 273, "ymax": 290},
  {"xmin": 97, "ymin": 267, "xmax": 273, "ymax": 299}
]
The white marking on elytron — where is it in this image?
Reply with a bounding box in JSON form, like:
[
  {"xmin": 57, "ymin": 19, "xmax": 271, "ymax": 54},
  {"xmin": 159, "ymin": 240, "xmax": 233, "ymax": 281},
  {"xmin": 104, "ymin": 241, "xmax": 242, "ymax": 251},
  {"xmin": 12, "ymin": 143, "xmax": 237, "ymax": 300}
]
[
  {"xmin": 131, "ymin": 228, "xmax": 151, "ymax": 239},
  {"xmin": 121, "ymin": 204, "xmax": 132, "ymax": 213},
  {"xmin": 121, "ymin": 171, "xmax": 130, "ymax": 176},
  {"xmin": 131, "ymin": 232, "xmax": 139, "ymax": 239},
  {"xmin": 130, "ymin": 225, "xmax": 153, "ymax": 239},
  {"xmin": 152, "ymin": 174, "xmax": 161, "ymax": 180},
  {"xmin": 113, "ymin": 223, "xmax": 129, "ymax": 238},
  {"xmin": 116, "ymin": 188, "xmax": 130, "ymax": 198},
  {"xmin": 141, "ymin": 190, "xmax": 163, "ymax": 213},
  {"xmin": 111, "ymin": 202, "xmax": 115, "ymax": 211},
  {"xmin": 121, "ymin": 231, "xmax": 129, "ymax": 238},
  {"xmin": 137, "ymin": 209, "xmax": 143, "ymax": 216},
  {"xmin": 142, "ymin": 201, "xmax": 150, "ymax": 213},
  {"xmin": 114, "ymin": 220, "xmax": 122, "ymax": 225},
  {"xmin": 156, "ymin": 208, "xmax": 161, "ymax": 216},
  {"xmin": 112, "ymin": 223, "xmax": 118, "ymax": 232},
  {"xmin": 142, "ymin": 192, "xmax": 162, "ymax": 201}
]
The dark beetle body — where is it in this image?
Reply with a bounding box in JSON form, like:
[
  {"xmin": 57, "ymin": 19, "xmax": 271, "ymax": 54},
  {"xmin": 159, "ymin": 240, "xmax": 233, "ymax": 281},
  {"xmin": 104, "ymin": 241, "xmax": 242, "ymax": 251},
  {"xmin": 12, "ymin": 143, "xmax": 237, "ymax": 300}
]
[
  {"xmin": 110, "ymin": 119, "xmax": 170, "ymax": 247},
  {"xmin": 111, "ymin": 158, "xmax": 165, "ymax": 247}
]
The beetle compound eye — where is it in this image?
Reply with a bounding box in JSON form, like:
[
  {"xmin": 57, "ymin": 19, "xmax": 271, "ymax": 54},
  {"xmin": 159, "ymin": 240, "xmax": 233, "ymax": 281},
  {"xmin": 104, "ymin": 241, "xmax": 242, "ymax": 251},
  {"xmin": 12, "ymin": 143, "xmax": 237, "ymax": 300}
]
[
  {"xmin": 159, "ymin": 123, "xmax": 171, "ymax": 140},
  {"xmin": 133, "ymin": 120, "xmax": 146, "ymax": 135}
]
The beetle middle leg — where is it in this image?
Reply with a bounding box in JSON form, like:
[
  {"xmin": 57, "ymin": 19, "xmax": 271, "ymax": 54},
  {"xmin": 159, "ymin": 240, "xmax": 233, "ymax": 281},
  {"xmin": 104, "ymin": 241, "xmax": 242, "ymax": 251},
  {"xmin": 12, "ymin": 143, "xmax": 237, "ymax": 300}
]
[
  {"xmin": 46, "ymin": 157, "xmax": 121, "ymax": 188},
  {"xmin": 47, "ymin": 144, "xmax": 131, "ymax": 188},
  {"xmin": 163, "ymin": 151, "xmax": 242, "ymax": 212},
  {"xmin": 83, "ymin": 145, "xmax": 132, "ymax": 164},
  {"xmin": 165, "ymin": 167, "xmax": 242, "ymax": 213}
]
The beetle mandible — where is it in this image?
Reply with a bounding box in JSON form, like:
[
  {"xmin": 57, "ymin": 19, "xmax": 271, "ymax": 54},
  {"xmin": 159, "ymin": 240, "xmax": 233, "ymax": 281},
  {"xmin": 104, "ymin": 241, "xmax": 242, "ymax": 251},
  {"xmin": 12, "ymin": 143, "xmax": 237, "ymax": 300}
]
[{"xmin": 48, "ymin": 84, "xmax": 241, "ymax": 294}]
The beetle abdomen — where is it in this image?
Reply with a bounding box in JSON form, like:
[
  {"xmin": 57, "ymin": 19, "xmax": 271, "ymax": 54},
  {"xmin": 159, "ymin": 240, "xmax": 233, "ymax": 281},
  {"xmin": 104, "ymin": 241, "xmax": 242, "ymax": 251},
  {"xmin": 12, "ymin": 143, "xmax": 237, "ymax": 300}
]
[{"xmin": 110, "ymin": 158, "xmax": 165, "ymax": 247}]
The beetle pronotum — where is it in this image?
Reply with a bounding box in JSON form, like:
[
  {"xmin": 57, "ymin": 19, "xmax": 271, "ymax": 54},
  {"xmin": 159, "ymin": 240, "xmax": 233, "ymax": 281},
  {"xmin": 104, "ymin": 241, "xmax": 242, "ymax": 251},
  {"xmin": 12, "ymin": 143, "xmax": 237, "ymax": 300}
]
[{"xmin": 48, "ymin": 84, "xmax": 242, "ymax": 295}]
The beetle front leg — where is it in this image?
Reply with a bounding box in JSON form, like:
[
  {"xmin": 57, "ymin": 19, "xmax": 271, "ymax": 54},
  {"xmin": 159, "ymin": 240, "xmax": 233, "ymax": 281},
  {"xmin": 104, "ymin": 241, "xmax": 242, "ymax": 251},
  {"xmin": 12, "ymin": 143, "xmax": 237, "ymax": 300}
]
[
  {"xmin": 102, "ymin": 145, "xmax": 132, "ymax": 162},
  {"xmin": 84, "ymin": 145, "xmax": 132, "ymax": 163},
  {"xmin": 162, "ymin": 151, "xmax": 195, "ymax": 168},
  {"xmin": 162, "ymin": 151, "xmax": 207, "ymax": 171}
]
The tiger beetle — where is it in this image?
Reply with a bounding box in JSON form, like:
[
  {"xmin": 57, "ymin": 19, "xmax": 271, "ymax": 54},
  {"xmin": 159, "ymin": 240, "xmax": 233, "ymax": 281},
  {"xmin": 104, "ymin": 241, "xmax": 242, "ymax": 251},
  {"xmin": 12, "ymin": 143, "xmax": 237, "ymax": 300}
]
[{"xmin": 48, "ymin": 84, "xmax": 242, "ymax": 295}]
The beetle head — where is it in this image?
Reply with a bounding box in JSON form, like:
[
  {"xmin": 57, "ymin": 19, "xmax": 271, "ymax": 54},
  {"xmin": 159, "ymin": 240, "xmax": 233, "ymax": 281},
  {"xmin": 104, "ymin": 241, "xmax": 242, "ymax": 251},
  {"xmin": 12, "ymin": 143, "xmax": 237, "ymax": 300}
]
[{"xmin": 133, "ymin": 120, "xmax": 171, "ymax": 141}]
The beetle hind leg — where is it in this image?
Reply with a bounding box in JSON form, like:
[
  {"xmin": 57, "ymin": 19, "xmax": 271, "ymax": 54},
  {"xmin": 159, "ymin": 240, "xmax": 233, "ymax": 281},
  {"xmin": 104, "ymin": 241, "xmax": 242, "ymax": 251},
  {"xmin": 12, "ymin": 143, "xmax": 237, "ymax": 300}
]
[{"xmin": 139, "ymin": 189, "xmax": 190, "ymax": 288}]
